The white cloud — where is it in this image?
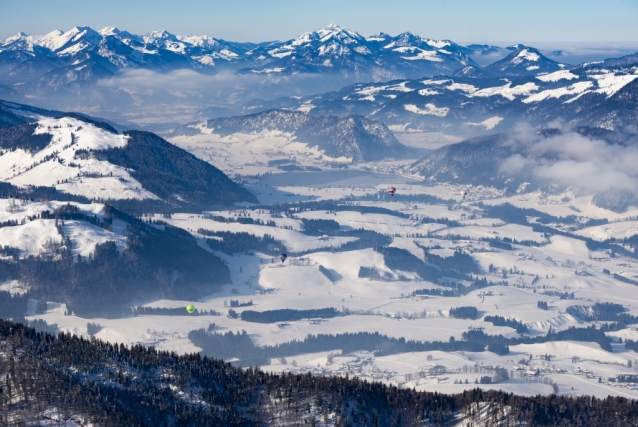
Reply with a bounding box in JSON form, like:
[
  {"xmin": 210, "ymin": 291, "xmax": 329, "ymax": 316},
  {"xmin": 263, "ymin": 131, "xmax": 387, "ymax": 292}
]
[{"xmin": 501, "ymin": 126, "xmax": 638, "ymax": 195}]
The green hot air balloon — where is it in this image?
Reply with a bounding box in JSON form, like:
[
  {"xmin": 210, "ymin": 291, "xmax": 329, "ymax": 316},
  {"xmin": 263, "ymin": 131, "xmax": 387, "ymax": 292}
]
[{"xmin": 186, "ymin": 304, "xmax": 195, "ymax": 314}]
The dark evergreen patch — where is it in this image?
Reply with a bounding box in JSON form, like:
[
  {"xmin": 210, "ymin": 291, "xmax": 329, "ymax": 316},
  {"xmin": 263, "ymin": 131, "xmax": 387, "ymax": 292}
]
[
  {"xmin": 301, "ymin": 217, "xmax": 341, "ymax": 235},
  {"xmin": 200, "ymin": 230, "xmax": 286, "ymax": 255},
  {"xmin": 0, "ymin": 291, "xmax": 28, "ymax": 322},
  {"xmin": 319, "ymin": 265, "xmax": 335, "ymax": 282},
  {"xmin": 189, "ymin": 324, "xmax": 617, "ymax": 363},
  {"xmin": 489, "ymin": 240, "xmax": 513, "ymax": 250},
  {"xmin": 0, "ymin": 103, "xmax": 27, "ymax": 128},
  {"xmin": 1, "ymin": 320, "xmax": 636, "ymax": 426},
  {"xmin": 450, "ymin": 306, "xmax": 479, "ymax": 320},
  {"xmin": 240, "ymin": 307, "xmax": 338, "ymax": 323},
  {"xmin": 0, "ymin": 123, "xmax": 52, "ymax": 153},
  {"xmin": 484, "ymin": 315, "xmax": 528, "ymax": 334},
  {"xmin": 374, "ymin": 245, "xmax": 479, "ymax": 283},
  {"xmin": 60, "ymin": 112, "xmax": 118, "ymax": 134}
]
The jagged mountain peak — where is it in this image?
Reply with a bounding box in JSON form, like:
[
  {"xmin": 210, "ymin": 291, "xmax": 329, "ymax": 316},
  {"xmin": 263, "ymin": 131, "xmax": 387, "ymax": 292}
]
[
  {"xmin": 2, "ymin": 32, "xmax": 28, "ymax": 44},
  {"xmin": 64, "ymin": 26, "xmax": 102, "ymax": 43},
  {"xmin": 510, "ymin": 46, "xmax": 542, "ymax": 61},
  {"xmin": 32, "ymin": 26, "xmax": 102, "ymax": 54},
  {"xmin": 507, "ymin": 43, "xmax": 526, "ymax": 50},
  {"xmin": 315, "ymin": 23, "xmax": 363, "ymax": 41},
  {"xmin": 366, "ymin": 32, "xmax": 391, "ymax": 42},
  {"xmin": 286, "ymin": 23, "xmax": 366, "ymax": 48},
  {"xmin": 477, "ymin": 44, "xmax": 566, "ymax": 77},
  {"xmin": 391, "ymin": 32, "xmax": 425, "ymax": 46},
  {"xmin": 177, "ymin": 34, "xmax": 219, "ymax": 49},
  {"xmin": 143, "ymin": 29, "xmax": 181, "ymax": 44},
  {"xmin": 98, "ymin": 26, "xmax": 120, "ymax": 36}
]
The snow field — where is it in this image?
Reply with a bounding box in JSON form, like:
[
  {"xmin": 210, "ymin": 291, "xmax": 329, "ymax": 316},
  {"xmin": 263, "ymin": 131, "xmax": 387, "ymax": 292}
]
[
  {"xmin": 0, "ymin": 200, "xmax": 128, "ymax": 259},
  {"xmin": 168, "ymin": 131, "xmax": 351, "ymax": 178},
  {"xmin": 163, "ymin": 213, "xmax": 358, "ymax": 253},
  {"xmin": 22, "ymin": 178, "xmax": 638, "ymax": 399},
  {"xmin": 0, "ymin": 219, "xmax": 63, "ymax": 257},
  {"xmin": 0, "ymin": 117, "xmax": 157, "ymax": 200},
  {"xmin": 61, "ymin": 220, "xmax": 127, "ymax": 257}
]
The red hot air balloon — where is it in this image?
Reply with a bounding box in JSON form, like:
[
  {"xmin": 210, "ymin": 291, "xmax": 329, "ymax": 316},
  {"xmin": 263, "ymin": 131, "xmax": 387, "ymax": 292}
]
[{"xmin": 388, "ymin": 187, "xmax": 396, "ymax": 197}]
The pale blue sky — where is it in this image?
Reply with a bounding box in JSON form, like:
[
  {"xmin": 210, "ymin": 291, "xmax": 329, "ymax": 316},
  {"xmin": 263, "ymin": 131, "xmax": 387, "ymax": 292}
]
[{"xmin": 1, "ymin": 0, "xmax": 637, "ymax": 44}]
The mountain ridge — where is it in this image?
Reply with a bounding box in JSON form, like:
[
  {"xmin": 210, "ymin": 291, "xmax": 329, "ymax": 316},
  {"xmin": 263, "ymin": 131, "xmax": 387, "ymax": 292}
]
[
  {"xmin": 172, "ymin": 108, "xmax": 415, "ymax": 162},
  {"xmin": 0, "ymin": 112, "xmax": 256, "ymax": 211}
]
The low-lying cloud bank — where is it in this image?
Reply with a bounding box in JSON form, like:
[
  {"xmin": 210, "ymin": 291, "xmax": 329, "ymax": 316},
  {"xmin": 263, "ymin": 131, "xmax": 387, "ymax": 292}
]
[
  {"xmin": 97, "ymin": 68, "xmax": 336, "ymax": 107},
  {"xmin": 500, "ymin": 123, "xmax": 638, "ymax": 211}
]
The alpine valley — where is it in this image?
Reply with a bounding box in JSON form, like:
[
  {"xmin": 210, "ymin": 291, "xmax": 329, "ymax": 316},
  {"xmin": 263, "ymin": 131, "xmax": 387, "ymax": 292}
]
[{"xmin": 2, "ymin": 23, "xmax": 638, "ymax": 426}]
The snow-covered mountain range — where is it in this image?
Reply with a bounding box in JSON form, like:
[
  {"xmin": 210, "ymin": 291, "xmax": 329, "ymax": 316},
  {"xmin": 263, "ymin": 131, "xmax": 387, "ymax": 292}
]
[
  {"xmin": 240, "ymin": 24, "xmax": 478, "ymax": 79},
  {"xmin": 0, "ymin": 24, "xmax": 507, "ymax": 125},
  {"xmin": 252, "ymin": 54, "xmax": 638, "ymax": 132},
  {"xmin": 3, "ymin": 24, "xmax": 637, "ymax": 128},
  {"xmin": 0, "ymin": 24, "xmax": 477, "ymax": 79}
]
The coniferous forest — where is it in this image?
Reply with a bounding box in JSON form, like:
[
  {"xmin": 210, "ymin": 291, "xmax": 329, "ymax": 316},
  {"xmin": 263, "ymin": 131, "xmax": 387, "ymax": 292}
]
[{"xmin": 2, "ymin": 320, "xmax": 638, "ymax": 426}]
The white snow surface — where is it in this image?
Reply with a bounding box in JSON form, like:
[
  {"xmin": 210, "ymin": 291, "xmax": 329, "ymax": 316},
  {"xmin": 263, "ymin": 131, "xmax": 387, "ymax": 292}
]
[
  {"xmin": 466, "ymin": 116, "xmax": 504, "ymax": 130},
  {"xmin": 523, "ymin": 81, "xmax": 594, "ymax": 103},
  {"xmin": 470, "ymin": 82, "xmax": 539, "ymax": 101},
  {"xmin": 0, "ymin": 117, "xmax": 158, "ymax": 200},
  {"xmin": 0, "ymin": 219, "xmax": 63, "ymax": 257},
  {"xmin": 61, "ymin": 220, "xmax": 127, "ymax": 257},
  {"xmin": 590, "ymin": 72, "xmax": 638, "ymax": 97},
  {"xmin": 20, "ymin": 155, "xmax": 638, "ymax": 400},
  {"xmin": 0, "ymin": 200, "xmax": 128, "ymax": 259},
  {"xmin": 511, "ymin": 49, "xmax": 540, "ymax": 64},
  {"xmin": 168, "ymin": 130, "xmax": 351, "ymax": 177},
  {"xmin": 397, "ymin": 48, "xmax": 443, "ymax": 62},
  {"xmin": 536, "ymin": 70, "xmax": 580, "ymax": 82},
  {"xmin": 404, "ymin": 103, "xmax": 449, "ymax": 117}
]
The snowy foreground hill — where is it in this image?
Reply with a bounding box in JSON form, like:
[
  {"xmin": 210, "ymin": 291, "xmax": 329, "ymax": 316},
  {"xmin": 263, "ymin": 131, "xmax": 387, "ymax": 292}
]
[{"xmin": 0, "ymin": 113, "xmax": 256, "ymax": 210}]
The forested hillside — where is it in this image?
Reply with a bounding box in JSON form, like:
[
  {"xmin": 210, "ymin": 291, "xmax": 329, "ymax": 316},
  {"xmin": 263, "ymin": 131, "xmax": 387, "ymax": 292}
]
[
  {"xmin": 1, "ymin": 320, "xmax": 638, "ymax": 426},
  {"xmin": 0, "ymin": 204, "xmax": 230, "ymax": 318}
]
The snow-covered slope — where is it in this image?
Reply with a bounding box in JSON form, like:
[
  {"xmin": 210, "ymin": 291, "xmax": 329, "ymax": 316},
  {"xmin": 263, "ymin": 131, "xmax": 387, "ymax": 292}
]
[
  {"xmin": 263, "ymin": 60, "xmax": 638, "ymax": 132},
  {"xmin": 0, "ymin": 117, "xmax": 156, "ymax": 200},
  {"xmin": 459, "ymin": 46, "xmax": 567, "ymax": 77},
  {"xmin": 0, "ymin": 199, "xmax": 126, "ymax": 258},
  {"xmin": 0, "ymin": 114, "xmax": 256, "ymax": 208}
]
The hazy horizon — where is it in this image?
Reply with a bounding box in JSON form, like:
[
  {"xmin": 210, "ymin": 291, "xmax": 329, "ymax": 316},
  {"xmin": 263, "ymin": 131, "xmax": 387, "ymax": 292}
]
[{"xmin": 2, "ymin": 0, "xmax": 637, "ymax": 44}]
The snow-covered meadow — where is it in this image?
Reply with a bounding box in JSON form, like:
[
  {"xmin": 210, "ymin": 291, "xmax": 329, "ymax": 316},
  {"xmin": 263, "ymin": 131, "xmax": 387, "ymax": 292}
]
[
  {"xmin": 18, "ymin": 164, "xmax": 638, "ymax": 399},
  {"xmin": 2, "ymin": 116, "xmax": 637, "ymax": 399}
]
